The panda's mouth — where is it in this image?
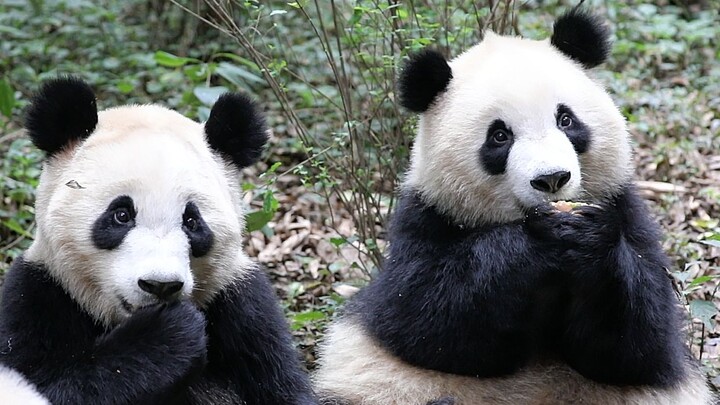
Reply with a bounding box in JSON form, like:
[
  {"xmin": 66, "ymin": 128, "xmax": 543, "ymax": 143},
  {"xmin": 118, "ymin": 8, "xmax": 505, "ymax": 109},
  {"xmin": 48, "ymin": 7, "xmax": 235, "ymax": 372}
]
[{"xmin": 118, "ymin": 296, "xmax": 134, "ymax": 313}]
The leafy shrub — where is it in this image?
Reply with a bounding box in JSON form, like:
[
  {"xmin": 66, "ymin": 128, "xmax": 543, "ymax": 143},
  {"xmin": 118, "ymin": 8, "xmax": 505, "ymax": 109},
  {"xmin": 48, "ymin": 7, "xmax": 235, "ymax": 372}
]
[{"xmin": 177, "ymin": 0, "xmax": 517, "ymax": 273}]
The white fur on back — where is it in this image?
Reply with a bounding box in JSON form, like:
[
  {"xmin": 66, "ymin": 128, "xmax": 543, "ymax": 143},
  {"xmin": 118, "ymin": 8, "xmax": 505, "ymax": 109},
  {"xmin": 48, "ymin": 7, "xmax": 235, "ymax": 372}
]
[
  {"xmin": 0, "ymin": 365, "xmax": 49, "ymax": 405},
  {"xmin": 314, "ymin": 318, "xmax": 714, "ymax": 405},
  {"xmin": 405, "ymin": 32, "xmax": 633, "ymax": 226},
  {"xmin": 25, "ymin": 104, "xmax": 254, "ymax": 326}
]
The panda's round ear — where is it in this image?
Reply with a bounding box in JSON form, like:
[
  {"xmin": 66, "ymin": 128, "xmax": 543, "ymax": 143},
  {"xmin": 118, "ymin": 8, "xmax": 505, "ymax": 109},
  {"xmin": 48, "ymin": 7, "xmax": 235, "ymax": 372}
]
[
  {"xmin": 204, "ymin": 92, "xmax": 269, "ymax": 169},
  {"xmin": 24, "ymin": 76, "xmax": 98, "ymax": 156},
  {"xmin": 551, "ymin": 6, "xmax": 611, "ymax": 69},
  {"xmin": 398, "ymin": 49, "xmax": 453, "ymax": 113}
]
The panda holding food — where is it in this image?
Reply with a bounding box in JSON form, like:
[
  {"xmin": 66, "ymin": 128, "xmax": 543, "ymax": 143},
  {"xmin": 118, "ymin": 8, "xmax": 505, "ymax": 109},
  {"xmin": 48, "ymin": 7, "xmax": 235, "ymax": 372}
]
[{"xmin": 313, "ymin": 6, "xmax": 716, "ymax": 405}]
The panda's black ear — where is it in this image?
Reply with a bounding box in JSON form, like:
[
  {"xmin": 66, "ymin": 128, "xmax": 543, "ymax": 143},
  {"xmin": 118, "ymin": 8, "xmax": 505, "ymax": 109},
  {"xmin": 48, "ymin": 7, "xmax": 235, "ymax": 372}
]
[
  {"xmin": 205, "ymin": 92, "xmax": 269, "ymax": 169},
  {"xmin": 24, "ymin": 76, "xmax": 98, "ymax": 156},
  {"xmin": 398, "ymin": 49, "xmax": 453, "ymax": 113},
  {"xmin": 551, "ymin": 6, "xmax": 610, "ymax": 69}
]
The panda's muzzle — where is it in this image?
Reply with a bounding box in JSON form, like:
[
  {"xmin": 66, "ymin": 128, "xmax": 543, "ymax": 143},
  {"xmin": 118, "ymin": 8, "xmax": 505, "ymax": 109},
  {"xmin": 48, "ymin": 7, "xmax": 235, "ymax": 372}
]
[
  {"xmin": 119, "ymin": 296, "xmax": 134, "ymax": 313},
  {"xmin": 530, "ymin": 170, "xmax": 571, "ymax": 194},
  {"xmin": 138, "ymin": 279, "xmax": 184, "ymax": 301}
]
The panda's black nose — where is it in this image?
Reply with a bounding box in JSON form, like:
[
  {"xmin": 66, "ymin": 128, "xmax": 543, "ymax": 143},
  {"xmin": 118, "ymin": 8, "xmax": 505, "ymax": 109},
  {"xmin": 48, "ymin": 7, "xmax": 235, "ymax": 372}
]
[
  {"xmin": 530, "ymin": 171, "xmax": 571, "ymax": 193},
  {"xmin": 138, "ymin": 279, "xmax": 184, "ymax": 300}
]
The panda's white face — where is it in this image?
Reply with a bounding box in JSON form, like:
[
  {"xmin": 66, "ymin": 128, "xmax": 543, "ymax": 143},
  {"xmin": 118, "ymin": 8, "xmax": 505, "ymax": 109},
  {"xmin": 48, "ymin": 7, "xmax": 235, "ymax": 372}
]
[
  {"xmin": 406, "ymin": 32, "xmax": 632, "ymax": 226},
  {"xmin": 26, "ymin": 105, "xmax": 252, "ymax": 326}
]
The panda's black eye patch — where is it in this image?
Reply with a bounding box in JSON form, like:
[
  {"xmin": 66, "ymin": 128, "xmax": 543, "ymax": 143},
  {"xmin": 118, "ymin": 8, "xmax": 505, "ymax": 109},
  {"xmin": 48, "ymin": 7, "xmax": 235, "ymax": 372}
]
[
  {"xmin": 480, "ymin": 119, "xmax": 514, "ymax": 175},
  {"xmin": 92, "ymin": 196, "xmax": 136, "ymax": 250},
  {"xmin": 182, "ymin": 202, "xmax": 214, "ymax": 258},
  {"xmin": 556, "ymin": 104, "xmax": 590, "ymax": 154}
]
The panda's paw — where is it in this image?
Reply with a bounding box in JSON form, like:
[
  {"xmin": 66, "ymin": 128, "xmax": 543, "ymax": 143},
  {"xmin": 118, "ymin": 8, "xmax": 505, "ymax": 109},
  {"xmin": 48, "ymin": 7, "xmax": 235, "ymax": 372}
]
[
  {"xmin": 155, "ymin": 301, "xmax": 208, "ymax": 360},
  {"xmin": 525, "ymin": 203, "xmax": 621, "ymax": 250},
  {"xmin": 128, "ymin": 302, "xmax": 208, "ymax": 369},
  {"xmin": 554, "ymin": 204, "xmax": 623, "ymax": 249},
  {"xmin": 98, "ymin": 302, "xmax": 207, "ymax": 380},
  {"xmin": 524, "ymin": 204, "xmax": 568, "ymax": 242}
]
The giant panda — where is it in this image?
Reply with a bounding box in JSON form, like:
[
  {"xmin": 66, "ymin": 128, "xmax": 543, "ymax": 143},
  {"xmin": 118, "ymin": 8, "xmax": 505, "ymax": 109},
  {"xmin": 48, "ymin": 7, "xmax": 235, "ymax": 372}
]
[
  {"xmin": 313, "ymin": 7, "xmax": 716, "ymax": 405},
  {"xmin": 0, "ymin": 77, "xmax": 317, "ymax": 404}
]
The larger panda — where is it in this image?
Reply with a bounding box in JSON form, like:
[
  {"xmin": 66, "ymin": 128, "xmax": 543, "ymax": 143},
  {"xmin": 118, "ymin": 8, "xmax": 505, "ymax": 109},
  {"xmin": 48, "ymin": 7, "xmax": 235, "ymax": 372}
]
[
  {"xmin": 313, "ymin": 7, "xmax": 715, "ymax": 405},
  {"xmin": 0, "ymin": 77, "xmax": 317, "ymax": 404}
]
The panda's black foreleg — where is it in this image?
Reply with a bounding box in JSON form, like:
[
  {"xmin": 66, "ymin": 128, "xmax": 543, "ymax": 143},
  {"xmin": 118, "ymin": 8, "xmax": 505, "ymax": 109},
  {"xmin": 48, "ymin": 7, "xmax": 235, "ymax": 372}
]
[
  {"xmin": 91, "ymin": 301, "xmax": 208, "ymax": 401},
  {"xmin": 0, "ymin": 260, "xmax": 208, "ymax": 404},
  {"xmin": 33, "ymin": 301, "xmax": 208, "ymax": 403},
  {"xmin": 357, "ymin": 190, "xmax": 564, "ymax": 379},
  {"xmin": 527, "ymin": 186, "xmax": 686, "ymax": 386},
  {"xmin": 191, "ymin": 269, "xmax": 318, "ymax": 405}
]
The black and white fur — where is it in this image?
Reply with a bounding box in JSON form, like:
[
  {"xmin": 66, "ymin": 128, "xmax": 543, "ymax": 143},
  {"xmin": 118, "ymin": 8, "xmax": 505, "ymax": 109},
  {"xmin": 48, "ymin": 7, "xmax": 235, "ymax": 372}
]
[
  {"xmin": 0, "ymin": 77, "xmax": 317, "ymax": 404},
  {"xmin": 0, "ymin": 365, "xmax": 48, "ymax": 405},
  {"xmin": 314, "ymin": 8, "xmax": 715, "ymax": 405}
]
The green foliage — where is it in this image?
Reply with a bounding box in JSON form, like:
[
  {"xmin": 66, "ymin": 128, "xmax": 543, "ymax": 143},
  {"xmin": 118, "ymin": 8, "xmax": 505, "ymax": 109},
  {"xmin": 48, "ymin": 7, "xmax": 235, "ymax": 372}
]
[
  {"xmin": 284, "ymin": 282, "xmax": 346, "ymax": 333},
  {"xmin": 191, "ymin": 0, "xmax": 518, "ymax": 273},
  {"xmin": 674, "ymin": 231, "xmax": 720, "ymax": 357},
  {"xmin": 0, "ymin": 78, "xmax": 15, "ymax": 123},
  {"xmin": 0, "ymin": 0, "xmax": 256, "ymax": 118},
  {"xmin": 244, "ymin": 162, "xmax": 283, "ymax": 235},
  {"xmin": 604, "ymin": 3, "xmax": 719, "ymax": 158},
  {"xmin": 701, "ymin": 233, "xmax": 720, "ymax": 249},
  {"xmin": 150, "ymin": 50, "xmax": 264, "ymax": 120},
  {"xmin": 690, "ymin": 299, "xmax": 717, "ymax": 330},
  {"xmin": 1, "ymin": 0, "xmax": 155, "ymax": 107},
  {"xmin": 0, "ymin": 138, "xmax": 43, "ymax": 270}
]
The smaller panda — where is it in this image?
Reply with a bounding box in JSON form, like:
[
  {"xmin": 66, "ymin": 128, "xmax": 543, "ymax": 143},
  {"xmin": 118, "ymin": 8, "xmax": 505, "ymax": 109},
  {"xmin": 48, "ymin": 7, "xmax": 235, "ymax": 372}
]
[
  {"xmin": 0, "ymin": 77, "xmax": 317, "ymax": 404},
  {"xmin": 0, "ymin": 365, "xmax": 49, "ymax": 405},
  {"xmin": 313, "ymin": 7, "xmax": 716, "ymax": 405}
]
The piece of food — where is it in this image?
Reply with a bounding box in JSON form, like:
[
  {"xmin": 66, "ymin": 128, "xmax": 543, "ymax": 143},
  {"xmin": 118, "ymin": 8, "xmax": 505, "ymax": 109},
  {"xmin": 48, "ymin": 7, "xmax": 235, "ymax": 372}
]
[{"xmin": 551, "ymin": 200, "xmax": 594, "ymax": 212}]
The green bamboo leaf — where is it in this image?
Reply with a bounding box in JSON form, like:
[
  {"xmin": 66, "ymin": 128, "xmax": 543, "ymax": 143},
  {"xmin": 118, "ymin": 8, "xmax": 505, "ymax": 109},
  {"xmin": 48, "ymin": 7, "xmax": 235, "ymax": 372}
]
[
  {"xmin": 689, "ymin": 299, "xmax": 717, "ymax": 330},
  {"xmin": 291, "ymin": 311, "xmax": 326, "ymax": 330},
  {"xmin": 0, "ymin": 78, "xmax": 16, "ymax": 118},
  {"xmin": 688, "ymin": 275, "xmax": 720, "ymax": 288},
  {"xmin": 2, "ymin": 219, "xmax": 33, "ymax": 238},
  {"xmin": 245, "ymin": 210, "xmax": 274, "ymax": 232},
  {"xmin": 216, "ymin": 62, "xmax": 264, "ymax": 86},
  {"xmin": 154, "ymin": 51, "xmax": 197, "ymax": 68},
  {"xmin": 193, "ymin": 86, "xmax": 229, "ymax": 106}
]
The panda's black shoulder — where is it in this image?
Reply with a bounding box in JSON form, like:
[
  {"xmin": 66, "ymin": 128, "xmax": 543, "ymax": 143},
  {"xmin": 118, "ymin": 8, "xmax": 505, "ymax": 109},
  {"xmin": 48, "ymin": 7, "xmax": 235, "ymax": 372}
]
[
  {"xmin": 1, "ymin": 258, "xmax": 84, "ymax": 320},
  {"xmin": 208, "ymin": 268, "xmax": 277, "ymax": 312},
  {"xmin": 0, "ymin": 258, "xmax": 100, "ymax": 364},
  {"xmin": 200, "ymin": 267, "xmax": 316, "ymax": 402},
  {"xmin": 387, "ymin": 190, "xmax": 470, "ymax": 243},
  {"xmin": 201, "ymin": 266, "xmax": 296, "ymax": 357}
]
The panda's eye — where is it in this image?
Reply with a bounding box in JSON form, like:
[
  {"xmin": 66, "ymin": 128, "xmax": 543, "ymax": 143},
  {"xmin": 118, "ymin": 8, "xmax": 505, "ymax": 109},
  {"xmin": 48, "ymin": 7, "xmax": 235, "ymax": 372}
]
[
  {"xmin": 492, "ymin": 130, "xmax": 509, "ymax": 144},
  {"xmin": 113, "ymin": 209, "xmax": 132, "ymax": 225},
  {"xmin": 184, "ymin": 216, "xmax": 198, "ymax": 232},
  {"xmin": 558, "ymin": 113, "xmax": 573, "ymax": 129}
]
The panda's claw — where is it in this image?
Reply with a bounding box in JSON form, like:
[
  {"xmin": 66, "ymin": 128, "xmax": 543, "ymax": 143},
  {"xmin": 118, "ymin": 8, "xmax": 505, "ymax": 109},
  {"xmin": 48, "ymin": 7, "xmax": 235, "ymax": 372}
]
[
  {"xmin": 524, "ymin": 202, "xmax": 622, "ymax": 252},
  {"xmin": 549, "ymin": 204, "xmax": 624, "ymax": 252},
  {"xmin": 524, "ymin": 203, "xmax": 569, "ymax": 240},
  {"xmin": 570, "ymin": 204, "xmax": 604, "ymax": 219},
  {"xmin": 426, "ymin": 397, "xmax": 456, "ymax": 405}
]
